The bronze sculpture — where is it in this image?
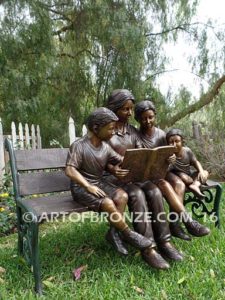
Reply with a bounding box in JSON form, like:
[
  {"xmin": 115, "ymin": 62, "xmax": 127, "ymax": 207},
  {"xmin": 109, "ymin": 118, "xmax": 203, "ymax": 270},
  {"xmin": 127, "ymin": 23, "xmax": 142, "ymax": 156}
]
[
  {"xmin": 166, "ymin": 128, "xmax": 209, "ymax": 198},
  {"xmin": 65, "ymin": 107, "xmax": 152, "ymax": 254},
  {"xmin": 105, "ymin": 89, "xmax": 183, "ymax": 269},
  {"xmin": 134, "ymin": 100, "xmax": 210, "ymax": 239}
]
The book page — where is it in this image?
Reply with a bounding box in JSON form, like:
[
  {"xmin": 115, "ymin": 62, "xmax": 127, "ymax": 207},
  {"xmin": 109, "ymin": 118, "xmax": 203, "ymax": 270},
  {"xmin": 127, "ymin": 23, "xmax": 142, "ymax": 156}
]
[{"xmin": 121, "ymin": 146, "xmax": 175, "ymax": 183}]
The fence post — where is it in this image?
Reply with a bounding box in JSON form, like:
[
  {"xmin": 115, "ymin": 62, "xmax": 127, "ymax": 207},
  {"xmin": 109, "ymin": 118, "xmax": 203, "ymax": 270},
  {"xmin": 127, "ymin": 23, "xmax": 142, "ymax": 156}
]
[
  {"xmin": 25, "ymin": 123, "xmax": 30, "ymax": 149},
  {"xmin": 82, "ymin": 124, "xmax": 87, "ymax": 136},
  {"xmin": 31, "ymin": 124, "xmax": 36, "ymax": 149},
  {"xmin": 11, "ymin": 121, "xmax": 17, "ymax": 149},
  {"xmin": 192, "ymin": 121, "xmax": 200, "ymax": 140},
  {"xmin": 69, "ymin": 117, "xmax": 76, "ymax": 145},
  {"xmin": 18, "ymin": 122, "xmax": 24, "ymax": 149},
  {"xmin": 36, "ymin": 125, "xmax": 42, "ymax": 149},
  {"xmin": 0, "ymin": 118, "xmax": 5, "ymax": 181}
]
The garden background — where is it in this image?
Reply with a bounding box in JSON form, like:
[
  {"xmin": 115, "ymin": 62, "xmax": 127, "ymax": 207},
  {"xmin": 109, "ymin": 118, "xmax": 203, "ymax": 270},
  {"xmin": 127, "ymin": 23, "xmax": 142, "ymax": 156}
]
[{"xmin": 0, "ymin": 0, "xmax": 225, "ymax": 299}]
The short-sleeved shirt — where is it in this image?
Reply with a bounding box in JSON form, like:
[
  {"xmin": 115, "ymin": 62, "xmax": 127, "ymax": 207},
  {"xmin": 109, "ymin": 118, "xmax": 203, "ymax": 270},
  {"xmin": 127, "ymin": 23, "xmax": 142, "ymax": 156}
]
[
  {"xmin": 108, "ymin": 124, "xmax": 142, "ymax": 156},
  {"xmin": 66, "ymin": 135, "xmax": 122, "ymax": 186},
  {"xmin": 138, "ymin": 127, "xmax": 167, "ymax": 149},
  {"xmin": 169, "ymin": 146, "xmax": 197, "ymax": 175}
]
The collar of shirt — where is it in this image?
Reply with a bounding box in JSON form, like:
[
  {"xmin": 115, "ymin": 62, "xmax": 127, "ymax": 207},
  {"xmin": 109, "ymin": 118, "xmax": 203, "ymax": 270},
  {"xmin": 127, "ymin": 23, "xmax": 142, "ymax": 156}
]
[{"xmin": 115, "ymin": 124, "xmax": 131, "ymax": 136}]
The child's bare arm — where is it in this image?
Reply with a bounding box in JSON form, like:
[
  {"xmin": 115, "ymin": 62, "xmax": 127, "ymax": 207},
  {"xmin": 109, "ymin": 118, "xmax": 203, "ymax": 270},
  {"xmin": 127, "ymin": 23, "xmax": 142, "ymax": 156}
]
[{"xmin": 192, "ymin": 160, "xmax": 208, "ymax": 183}]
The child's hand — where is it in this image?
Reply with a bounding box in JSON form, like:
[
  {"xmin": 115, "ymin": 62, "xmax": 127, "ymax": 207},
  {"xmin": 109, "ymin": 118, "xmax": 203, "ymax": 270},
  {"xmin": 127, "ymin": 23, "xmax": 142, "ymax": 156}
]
[
  {"xmin": 85, "ymin": 185, "xmax": 106, "ymax": 198},
  {"xmin": 167, "ymin": 154, "xmax": 176, "ymax": 165},
  {"xmin": 197, "ymin": 170, "xmax": 208, "ymax": 184},
  {"xmin": 112, "ymin": 164, "xmax": 130, "ymax": 179}
]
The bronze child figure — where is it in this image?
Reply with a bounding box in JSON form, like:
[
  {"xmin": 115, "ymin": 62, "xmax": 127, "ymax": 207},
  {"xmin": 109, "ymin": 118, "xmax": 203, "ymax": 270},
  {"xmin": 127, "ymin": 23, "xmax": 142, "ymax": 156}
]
[
  {"xmin": 135, "ymin": 100, "xmax": 210, "ymax": 239},
  {"xmin": 105, "ymin": 90, "xmax": 184, "ymax": 269},
  {"xmin": 65, "ymin": 107, "xmax": 152, "ymax": 255},
  {"xmin": 166, "ymin": 128, "xmax": 209, "ymax": 199}
]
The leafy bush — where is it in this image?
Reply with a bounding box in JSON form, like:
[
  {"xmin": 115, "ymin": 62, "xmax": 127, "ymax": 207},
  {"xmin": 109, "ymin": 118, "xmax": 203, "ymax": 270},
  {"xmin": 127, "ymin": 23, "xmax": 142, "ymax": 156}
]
[
  {"xmin": 187, "ymin": 132, "xmax": 225, "ymax": 181},
  {"xmin": 0, "ymin": 174, "xmax": 17, "ymax": 237}
]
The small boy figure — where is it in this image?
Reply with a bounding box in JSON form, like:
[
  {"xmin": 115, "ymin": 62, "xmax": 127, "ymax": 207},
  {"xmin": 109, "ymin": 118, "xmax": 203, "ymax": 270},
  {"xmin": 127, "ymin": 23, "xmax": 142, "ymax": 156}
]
[
  {"xmin": 65, "ymin": 107, "xmax": 152, "ymax": 256},
  {"xmin": 166, "ymin": 128, "xmax": 209, "ymax": 198}
]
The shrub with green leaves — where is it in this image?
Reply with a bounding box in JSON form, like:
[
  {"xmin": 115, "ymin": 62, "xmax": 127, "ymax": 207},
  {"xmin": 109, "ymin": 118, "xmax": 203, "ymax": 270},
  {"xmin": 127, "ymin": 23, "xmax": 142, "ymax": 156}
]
[{"xmin": 0, "ymin": 175, "xmax": 17, "ymax": 237}]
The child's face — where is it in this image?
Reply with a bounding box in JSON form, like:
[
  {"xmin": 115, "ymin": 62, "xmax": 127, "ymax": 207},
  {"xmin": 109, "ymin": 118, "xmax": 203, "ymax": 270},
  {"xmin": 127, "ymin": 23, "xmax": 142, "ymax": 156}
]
[
  {"xmin": 97, "ymin": 122, "xmax": 116, "ymax": 141},
  {"xmin": 116, "ymin": 100, "xmax": 134, "ymax": 123},
  {"xmin": 139, "ymin": 109, "xmax": 155, "ymax": 129},
  {"xmin": 168, "ymin": 135, "xmax": 183, "ymax": 152}
]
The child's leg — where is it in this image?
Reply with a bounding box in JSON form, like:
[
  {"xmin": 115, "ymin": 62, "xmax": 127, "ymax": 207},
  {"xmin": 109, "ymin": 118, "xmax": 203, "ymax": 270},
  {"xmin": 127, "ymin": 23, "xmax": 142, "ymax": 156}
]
[
  {"xmin": 112, "ymin": 188, "xmax": 128, "ymax": 214},
  {"xmin": 100, "ymin": 197, "xmax": 152, "ymax": 250},
  {"xmin": 157, "ymin": 179, "xmax": 185, "ymax": 213},
  {"xmin": 176, "ymin": 172, "xmax": 193, "ymax": 185},
  {"xmin": 193, "ymin": 170, "xmax": 209, "ymax": 184},
  {"xmin": 105, "ymin": 189, "xmax": 128, "ymax": 255},
  {"xmin": 158, "ymin": 176, "xmax": 191, "ymax": 241},
  {"xmin": 165, "ymin": 172, "xmax": 186, "ymax": 204},
  {"xmin": 189, "ymin": 180, "xmax": 205, "ymax": 198}
]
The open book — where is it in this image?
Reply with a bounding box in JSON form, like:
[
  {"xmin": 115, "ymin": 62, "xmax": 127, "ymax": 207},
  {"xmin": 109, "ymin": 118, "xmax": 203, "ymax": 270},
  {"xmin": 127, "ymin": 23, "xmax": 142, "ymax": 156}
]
[{"xmin": 120, "ymin": 146, "xmax": 176, "ymax": 183}]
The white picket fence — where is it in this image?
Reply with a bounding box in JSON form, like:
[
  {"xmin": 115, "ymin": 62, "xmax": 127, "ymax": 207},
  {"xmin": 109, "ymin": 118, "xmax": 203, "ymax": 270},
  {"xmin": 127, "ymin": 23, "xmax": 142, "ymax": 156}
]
[
  {"xmin": 68, "ymin": 116, "xmax": 87, "ymax": 145},
  {"xmin": 0, "ymin": 118, "xmax": 42, "ymax": 181}
]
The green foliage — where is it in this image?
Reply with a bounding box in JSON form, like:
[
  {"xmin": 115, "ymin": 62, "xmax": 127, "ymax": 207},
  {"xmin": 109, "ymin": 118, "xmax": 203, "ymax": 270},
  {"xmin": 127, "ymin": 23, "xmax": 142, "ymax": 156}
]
[
  {"xmin": 0, "ymin": 188, "xmax": 225, "ymax": 298},
  {"xmin": 0, "ymin": 174, "xmax": 16, "ymax": 237},
  {"xmin": 0, "ymin": 0, "xmax": 199, "ymax": 146}
]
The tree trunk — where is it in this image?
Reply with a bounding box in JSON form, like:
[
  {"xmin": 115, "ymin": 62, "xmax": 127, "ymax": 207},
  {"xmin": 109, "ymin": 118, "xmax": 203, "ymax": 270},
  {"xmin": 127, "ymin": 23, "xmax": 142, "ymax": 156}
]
[{"xmin": 160, "ymin": 75, "xmax": 225, "ymax": 129}]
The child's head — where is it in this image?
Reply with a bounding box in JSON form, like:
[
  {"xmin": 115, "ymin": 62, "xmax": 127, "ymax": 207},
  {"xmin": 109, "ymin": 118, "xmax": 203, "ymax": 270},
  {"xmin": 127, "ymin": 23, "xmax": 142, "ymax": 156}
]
[
  {"xmin": 134, "ymin": 100, "xmax": 156, "ymax": 129},
  {"xmin": 166, "ymin": 129, "xmax": 184, "ymax": 152},
  {"xmin": 106, "ymin": 89, "xmax": 135, "ymax": 123},
  {"xmin": 86, "ymin": 107, "xmax": 118, "ymax": 141}
]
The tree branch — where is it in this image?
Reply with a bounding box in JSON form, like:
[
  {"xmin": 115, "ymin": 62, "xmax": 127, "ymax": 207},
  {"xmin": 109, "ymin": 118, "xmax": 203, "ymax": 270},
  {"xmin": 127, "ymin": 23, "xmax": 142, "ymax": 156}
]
[
  {"xmin": 145, "ymin": 25, "xmax": 190, "ymax": 37},
  {"xmin": 58, "ymin": 50, "xmax": 106, "ymax": 60},
  {"xmin": 146, "ymin": 68, "xmax": 209, "ymax": 84},
  {"xmin": 53, "ymin": 23, "xmax": 74, "ymax": 36},
  {"xmin": 159, "ymin": 75, "xmax": 225, "ymax": 128},
  {"xmin": 39, "ymin": 2, "xmax": 72, "ymax": 22},
  {"xmin": 145, "ymin": 22, "xmax": 224, "ymax": 40}
]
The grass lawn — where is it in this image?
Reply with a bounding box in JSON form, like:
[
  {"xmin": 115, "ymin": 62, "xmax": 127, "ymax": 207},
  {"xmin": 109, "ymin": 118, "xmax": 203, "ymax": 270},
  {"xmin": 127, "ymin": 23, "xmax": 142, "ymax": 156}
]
[{"xmin": 0, "ymin": 185, "xmax": 224, "ymax": 300}]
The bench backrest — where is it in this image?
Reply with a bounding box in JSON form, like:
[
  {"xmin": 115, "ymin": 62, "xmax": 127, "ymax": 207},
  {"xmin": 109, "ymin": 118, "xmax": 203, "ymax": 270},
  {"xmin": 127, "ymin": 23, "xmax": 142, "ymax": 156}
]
[{"xmin": 5, "ymin": 138, "xmax": 71, "ymax": 199}]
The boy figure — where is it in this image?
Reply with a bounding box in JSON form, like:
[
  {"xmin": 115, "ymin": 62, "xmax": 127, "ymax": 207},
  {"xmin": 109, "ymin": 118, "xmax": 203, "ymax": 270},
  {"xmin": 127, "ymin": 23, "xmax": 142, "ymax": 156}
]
[
  {"xmin": 65, "ymin": 107, "xmax": 152, "ymax": 256},
  {"xmin": 166, "ymin": 128, "xmax": 209, "ymax": 198}
]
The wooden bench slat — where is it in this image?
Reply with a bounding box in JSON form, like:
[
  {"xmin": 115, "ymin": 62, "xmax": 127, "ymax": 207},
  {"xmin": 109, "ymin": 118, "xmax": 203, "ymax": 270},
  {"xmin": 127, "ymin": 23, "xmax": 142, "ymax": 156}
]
[
  {"xmin": 19, "ymin": 171, "xmax": 71, "ymax": 196},
  {"xmin": 15, "ymin": 148, "xmax": 69, "ymax": 170},
  {"xmin": 18, "ymin": 192, "xmax": 88, "ymax": 217}
]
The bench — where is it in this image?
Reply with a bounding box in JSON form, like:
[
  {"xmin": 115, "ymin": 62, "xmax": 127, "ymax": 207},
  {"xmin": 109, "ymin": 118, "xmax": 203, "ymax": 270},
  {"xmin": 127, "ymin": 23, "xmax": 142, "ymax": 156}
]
[
  {"xmin": 5, "ymin": 138, "xmax": 223, "ymax": 295},
  {"xmin": 184, "ymin": 180, "xmax": 223, "ymax": 227},
  {"xmin": 5, "ymin": 138, "xmax": 88, "ymax": 295}
]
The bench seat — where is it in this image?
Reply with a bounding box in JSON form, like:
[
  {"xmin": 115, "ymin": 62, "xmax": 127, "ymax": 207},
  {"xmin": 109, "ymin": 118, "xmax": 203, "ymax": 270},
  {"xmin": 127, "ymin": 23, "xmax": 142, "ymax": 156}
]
[{"xmin": 18, "ymin": 192, "xmax": 87, "ymax": 218}]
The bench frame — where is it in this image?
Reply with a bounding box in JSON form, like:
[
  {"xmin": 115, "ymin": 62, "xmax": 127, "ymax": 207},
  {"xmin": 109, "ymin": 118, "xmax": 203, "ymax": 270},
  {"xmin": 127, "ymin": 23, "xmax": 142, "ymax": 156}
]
[
  {"xmin": 184, "ymin": 181, "xmax": 222, "ymax": 227},
  {"xmin": 5, "ymin": 138, "xmax": 88, "ymax": 295},
  {"xmin": 5, "ymin": 138, "xmax": 223, "ymax": 295}
]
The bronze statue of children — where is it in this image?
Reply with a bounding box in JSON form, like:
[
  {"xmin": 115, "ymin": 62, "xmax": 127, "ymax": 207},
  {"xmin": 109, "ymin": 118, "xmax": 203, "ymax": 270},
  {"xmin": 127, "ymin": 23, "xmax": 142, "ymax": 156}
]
[
  {"xmin": 166, "ymin": 128, "xmax": 209, "ymax": 199},
  {"xmin": 65, "ymin": 107, "xmax": 152, "ymax": 256},
  {"xmin": 105, "ymin": 90, "xmax": 184, "ymax": 270},
  {"xmin": 135, "ymin": 100, "xmax": 210, "ymax": 239}
]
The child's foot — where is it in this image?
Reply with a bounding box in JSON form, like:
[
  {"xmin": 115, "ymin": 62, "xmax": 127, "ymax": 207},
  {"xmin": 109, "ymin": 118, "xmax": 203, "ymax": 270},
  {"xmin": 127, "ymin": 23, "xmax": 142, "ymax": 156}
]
[
  {"xmin": 105, "ymin": 227, "xmax": 128, "ymax": 256},
  {"xmin": 189, "ymin": 184, "xmax": 206, "ymax": 199},
  {"xmin": 121, "ymin": 228, "xmax": 152, "ymax": 250}
]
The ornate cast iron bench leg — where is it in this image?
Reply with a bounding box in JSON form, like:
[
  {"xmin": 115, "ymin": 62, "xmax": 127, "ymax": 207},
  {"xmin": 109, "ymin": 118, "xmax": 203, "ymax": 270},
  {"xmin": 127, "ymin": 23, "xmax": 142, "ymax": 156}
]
[
  {"xmin": 16, "ymin": 206, "xmax": 24, "ymax": 256},
  {"xmin": 19, "ymin": 209, "xmax": 42, "ymax": 295},
  {"xmin": 212, "ymin": 183, "xmax": 222, "ymax": 227},
  {"xmin": 184, "ymin": 181, "xmax": 222, "ymax": 227},
  {"xmin": 30, "ymin": 222, "xmax": 42, "ymax": 295}
]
